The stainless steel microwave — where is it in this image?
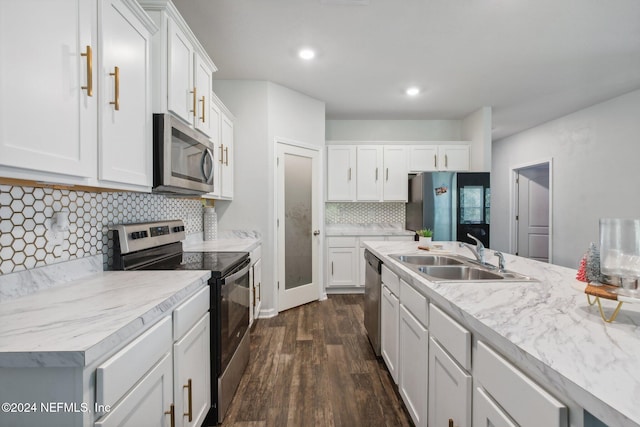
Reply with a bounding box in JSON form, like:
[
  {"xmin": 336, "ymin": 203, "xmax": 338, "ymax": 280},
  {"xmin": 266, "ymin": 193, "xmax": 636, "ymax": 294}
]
[{"xmin": 153, "ymin": 113, "xmax": 214, "ymax": 195}]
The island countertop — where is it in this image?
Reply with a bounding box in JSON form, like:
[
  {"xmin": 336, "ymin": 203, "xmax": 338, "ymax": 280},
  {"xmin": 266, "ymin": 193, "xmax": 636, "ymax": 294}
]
[
  {"xmin": 0, "ymin": 270, "xmax": 210, "ymax": 368},
  {"xmin": 363, "ymin": 240, "xmax": 640, "ymax": 427}
]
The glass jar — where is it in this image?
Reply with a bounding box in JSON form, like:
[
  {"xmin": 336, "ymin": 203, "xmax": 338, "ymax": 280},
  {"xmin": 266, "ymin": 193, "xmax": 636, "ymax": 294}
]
[{"xmin": 600, "ymin": 218, "xmax": 640, "ymax": 289}]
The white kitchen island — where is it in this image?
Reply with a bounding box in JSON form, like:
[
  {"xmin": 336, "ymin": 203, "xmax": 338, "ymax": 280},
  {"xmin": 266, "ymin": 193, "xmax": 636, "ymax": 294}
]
[{"xmin": 364, "ymin": 240, "xmax": 640, "ymax": 427}]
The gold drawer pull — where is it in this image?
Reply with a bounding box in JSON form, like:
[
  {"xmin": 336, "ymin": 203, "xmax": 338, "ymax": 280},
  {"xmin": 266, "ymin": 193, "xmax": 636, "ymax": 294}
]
[
  {"xmin": 109, "ymin": 66, "xmax": 119, "ymax": 111},
  {"xmin": 81, "ymin": 45, "xmax": 93, "ymax": 96}
]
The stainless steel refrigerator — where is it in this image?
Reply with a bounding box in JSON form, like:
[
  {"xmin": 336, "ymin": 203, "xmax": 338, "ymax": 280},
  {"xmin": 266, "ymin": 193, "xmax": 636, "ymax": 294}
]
[{"xmin": 405, "ymin": 172, "xmax": 491, "ymax": 247}]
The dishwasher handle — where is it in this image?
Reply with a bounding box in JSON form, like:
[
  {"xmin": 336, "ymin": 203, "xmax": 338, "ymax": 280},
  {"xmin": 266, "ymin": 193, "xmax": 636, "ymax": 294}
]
[{"xmin": 364, "ymin": 249, "xmax": 382, "ymax": 274}]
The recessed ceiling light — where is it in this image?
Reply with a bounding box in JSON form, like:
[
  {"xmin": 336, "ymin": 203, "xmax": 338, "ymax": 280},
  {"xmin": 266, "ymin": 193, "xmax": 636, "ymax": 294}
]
[
  {"xmin": 298, "ymin": 49, "xmax": 316, "ymax": 60},
  {"xmin": 406, "ymin": 87, "xmax": 420, "ymax": 96}
]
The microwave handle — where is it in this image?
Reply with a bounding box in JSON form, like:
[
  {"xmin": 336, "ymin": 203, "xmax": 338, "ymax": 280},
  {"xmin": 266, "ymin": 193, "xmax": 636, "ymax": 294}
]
[{"xmin": 201, "ymin": 149, "xmax": 214, "ymax": 183}]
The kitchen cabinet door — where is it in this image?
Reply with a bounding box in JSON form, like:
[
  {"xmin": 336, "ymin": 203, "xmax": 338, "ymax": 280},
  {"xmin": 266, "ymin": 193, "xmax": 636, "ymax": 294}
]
[
  {"xmin": 326, "ymin": 146, "xmax": 356, "ymax": 201},
  {"xmin": 220, "ymin": 112, "xmax": 234, "ymax": 199},
  {"xmin": 428, "ymin": 337, "xmax": 471, "ymax": 427},
  {"xmin": 382, "ymin": 146, "xmax": 408, "ymax": 201},
  {"xmin": 473, "ymin": 387, "xmax": 517, "ymax": 427},
  {"xmin": 99, "ymin": 0, "xmax": 153, "ymax": 187},
  {"xmin": 0, "ymin": 0, "xmax": 96, "ymax": 179},
  {"xmin": 168, "ymin": 19, "xmax": 194, "ymax": 124},
  {"xmin": 356, "ymin": 146, "xmax": 383, "ymax": 201},
  {"xmin": 381, "ymin": 285, "xmax": 399, "ymax": 384},
  {"xmin": 408, "ymin": 145, "xmax": 438, "ymax": 172},
  {"xmin": 399, "ymin": 304, "xmax": 428, "ymax": 427},
  {"xmin": 95, "ymin": 352, "xmax": 174, "ymax": 427},
  {"xmin": 252, "ymin": 258, "xmax": 262, "ymax": 323},
  {"xmin": 173, "ymin": 314, "xmax": 211, "ymax": 427},
  {"xmin": 194, "ymin": 54, "xmax": 213, "ymax": 137},
  {"xmin": 439, "ymin": 145, "xmax": 469, "ymax": 171},
  {"xmin": 327, "ymin": 246, "xmax": 358, "ymax": 288}
]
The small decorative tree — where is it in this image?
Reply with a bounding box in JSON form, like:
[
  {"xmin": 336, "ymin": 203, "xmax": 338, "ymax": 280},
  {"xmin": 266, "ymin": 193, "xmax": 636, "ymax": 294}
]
[
  {"xmin": 585, "ymin": 242, "xmax": 602, "ymax": 284},
  {"xmin": 576, "ymin": 254, "xmax": 587, "ymax": 282}
]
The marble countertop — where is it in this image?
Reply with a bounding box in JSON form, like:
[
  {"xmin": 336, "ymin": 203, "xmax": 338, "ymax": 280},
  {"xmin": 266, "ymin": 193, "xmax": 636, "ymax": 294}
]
[
  {"xmin": 325, "ymin": 223, "xmax": 415, "ymax": 236},
  {"xmin": 0, "ymin": 270, "xmax": 210, "ymax": 368},
  {"xmin": 364, "ymin": 240, "xmax": 640, "ymax": 427}
]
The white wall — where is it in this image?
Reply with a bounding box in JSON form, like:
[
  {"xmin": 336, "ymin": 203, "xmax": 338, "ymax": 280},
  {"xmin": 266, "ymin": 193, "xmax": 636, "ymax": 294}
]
[
  {"xmin": 462, "ymin": 107, "xmax": 492, "ymax": 172},
  {"xmin": 325, "ymin": 119, "xmax": 462, "ymax": 141},
  {"xmin": 212, "ymin": 80, "xmax": 325, "ymax": 316},
  {"xmin": 492, "ymin": 89, "xmax": 640, "ymax": 268}
]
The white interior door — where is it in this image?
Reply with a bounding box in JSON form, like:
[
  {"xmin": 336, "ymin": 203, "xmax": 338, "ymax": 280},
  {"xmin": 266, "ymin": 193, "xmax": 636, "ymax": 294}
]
[
  {"xmin": 277, "ymin": 143, "xmax": 321, "ymax": 312},
  {"xmin": 516, "ymin": 166, "xmax": 550, "ymax": 262}
]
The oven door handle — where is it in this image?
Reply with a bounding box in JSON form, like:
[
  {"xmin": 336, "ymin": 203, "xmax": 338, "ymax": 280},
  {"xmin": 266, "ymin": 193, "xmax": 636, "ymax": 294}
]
[{"xmin": 223, "ymin": 261, "xmax": 251, "ymax": 284}]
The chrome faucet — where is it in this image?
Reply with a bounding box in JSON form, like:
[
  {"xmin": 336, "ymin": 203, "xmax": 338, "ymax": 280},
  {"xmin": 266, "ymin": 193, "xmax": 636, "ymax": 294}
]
[
  {"xmin": 459, "ymin": 233, "xmax": 486, "ymax": 264},
  {"xmin": 494, "ymin": 251, "xmax": 506, "ymax": 272}
]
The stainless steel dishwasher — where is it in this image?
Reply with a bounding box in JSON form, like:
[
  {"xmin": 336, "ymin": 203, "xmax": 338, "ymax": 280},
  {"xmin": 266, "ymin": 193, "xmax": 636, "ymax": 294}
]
[{"xmin": 364, "ymin": 249, "xmax": 382, "ymax": 357}]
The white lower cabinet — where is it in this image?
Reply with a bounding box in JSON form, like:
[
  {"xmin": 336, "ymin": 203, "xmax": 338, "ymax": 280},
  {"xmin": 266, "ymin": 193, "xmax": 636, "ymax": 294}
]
[
  {"xmin": 96, "ymin": 287, "xmax": 211, "ymax": 427},
  {"xmin": 473, "ymin": 386, "xmax": 517, "ymax": 427},
  {"xmin": 475, "ymin": 341, "xmax": 568, "ymax": 427},
  {"xmin": 428, "ymin": 337, "xmax": 471, "ymax": 427},
  {"xmin": 95, "ymin": 352, "xmax": 174, "ymax": 427},
  {"xmin": 326, "ymin": 237, "xmax": 359, "ymax": 288},
  {"xmin": 398, "ymin": 304, "xmax": 428, "ymax": 427},
  {"xmin": 173, "ymin": 314, "xmax": 210, "ymax": 427},
  {"xmin": 380, "ymin": 284, "xmax": 399, "ymax": 384}
]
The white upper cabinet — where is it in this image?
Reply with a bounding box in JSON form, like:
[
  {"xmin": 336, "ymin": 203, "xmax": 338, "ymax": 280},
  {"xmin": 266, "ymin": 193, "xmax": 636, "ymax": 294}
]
[
  {"xmin": 207, "ymin": 95, "xmax": 223, "ymax": 198},
  {"xmin": 326, "ymin": 146, "xmax": 356, "ymax": 201},
  {"xmin": 439, "ymin": 145, "xmax": 470, "ymax": 171},
  {"xmin": 0, "ymin": 0, "xmax": 156, "ymax": 190},
  {"xmin": 141, "ymin": 0, "xmax": 217, "ymax": 135},
  {"xmin": 382, "ymin": 146, "xmax": 408, "ymax": 201},
  {"xmin": 99, "ymin": 0, "xmax": 154, "ymax": 187},
  {"xmin": 356, "ymin": 146, "xmax": 383, "ymax": 201},
  {"xmin": 194, "ymin": 55, "xmax": 214, "ymax": 137},
  {"xmin": 408, "ymin": 144, "xmax": 470, "ymax": 172},
  {"xmin": 0, "ymin": 0, "xmax": 97, "ymax": 181},
  {"xmin": 219, "ymin": 110, "xmax": 234, "ymax": 199},
  {"xmin": 167, "ymin": 20, "xmax": 194, "ymax": 123}
]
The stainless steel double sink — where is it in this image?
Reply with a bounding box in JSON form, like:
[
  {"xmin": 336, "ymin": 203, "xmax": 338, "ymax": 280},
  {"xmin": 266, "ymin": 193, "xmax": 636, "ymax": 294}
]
[{"xmin": 389, "ymin": 254, "xmax": 537, "ymax": 283}]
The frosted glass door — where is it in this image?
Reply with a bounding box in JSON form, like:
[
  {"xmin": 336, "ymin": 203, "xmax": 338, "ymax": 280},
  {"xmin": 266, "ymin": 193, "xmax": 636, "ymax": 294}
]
[
  {"xmin": 285, "ymin": 153, "xmax": 312, "ymax": 289},
  {"xmin": 277, "ymin": 143, "xmax": 320, "ymax": 312}
]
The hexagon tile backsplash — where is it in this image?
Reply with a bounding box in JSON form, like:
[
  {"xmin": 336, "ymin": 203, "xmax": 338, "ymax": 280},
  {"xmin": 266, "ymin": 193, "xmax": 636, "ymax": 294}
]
[{"xmin": 0, "ymin": 185, "xmax": 203, "ymax": 275}]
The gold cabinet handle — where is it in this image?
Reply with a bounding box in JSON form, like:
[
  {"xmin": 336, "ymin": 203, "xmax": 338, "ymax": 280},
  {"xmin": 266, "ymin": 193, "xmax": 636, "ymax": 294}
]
[
  {"xmin": 183, "ymin": 379, "xmax": 193, "ymax": 422},
  {"xmin": 225, "ymin": 147, "xmax": 229, "ymax": 166},
  {"xmin": 190, "ymin": 87, "xmax": 197, "ymax": 116},
  {"xmin": 219, "ymin": 144, "xmax": 224, "ymax": 164},
  {"xmin": 164, "ymin": 404, "xmax": 175, "ymax": 427},
  {"xmin": 81, "ymin": 45, "xmax": 93, "ymax": 96},
  {"xmin": 200, "ymin": 96, "xmax": 206, "ymax": 122},
  {"xmin": 109, "ymin": 66, "xmax": 119, "ymax": 110}
]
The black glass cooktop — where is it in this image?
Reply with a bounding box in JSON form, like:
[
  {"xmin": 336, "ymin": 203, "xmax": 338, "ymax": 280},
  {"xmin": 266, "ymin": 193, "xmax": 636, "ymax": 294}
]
[{"xmin": 136, "ymin": 250, "xmax": 248, "ymax": 278}]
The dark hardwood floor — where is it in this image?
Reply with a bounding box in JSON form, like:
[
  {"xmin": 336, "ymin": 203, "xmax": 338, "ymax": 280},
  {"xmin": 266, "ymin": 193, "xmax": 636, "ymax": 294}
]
[{"xmin": 221, "ymin": 295, "xmax": 413, "ymax": 427}]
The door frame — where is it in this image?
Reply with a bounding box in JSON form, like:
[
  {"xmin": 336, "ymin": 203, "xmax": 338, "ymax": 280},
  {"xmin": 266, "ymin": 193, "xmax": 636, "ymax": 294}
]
[
  {"xmin": 273, "ymin": 137, "xmax": 325, "ymax": 313},
  {"xmin": 509, "ymin": 158, "xmax": 554, "ymax": 263}
]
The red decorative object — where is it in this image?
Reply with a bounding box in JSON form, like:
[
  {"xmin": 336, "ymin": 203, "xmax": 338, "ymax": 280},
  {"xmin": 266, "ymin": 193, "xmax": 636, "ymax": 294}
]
[{"xmin": 576, "ymin": 255, "xmax": 588, "ymax": 282}]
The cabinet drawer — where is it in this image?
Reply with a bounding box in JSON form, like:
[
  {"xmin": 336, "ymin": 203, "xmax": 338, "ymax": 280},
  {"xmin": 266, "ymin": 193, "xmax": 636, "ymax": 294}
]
[
  {"xmin": 381, "ymin": 264, "xmax": 400, "ymax": 295},
  {"xmin": 327, "ymin": 236, "xmax": 357, "ymax": 247},
  {"xmin": 475, "ymin": 341, "xmax": 568, "ymax": 427},
  {"xmin": 173, "ymin": 286, "xmax": 210, "ymax": 341},
  {"xmin": 97, "ymin": 317, "xmax": 172, "ymax": 408},
  {"xmin": 399, "ymin": 279, "xmax": 428, "ymax": 326},
  {"xmin": 250, "ymin": 245, "xmax": 262, "ymax": 265},
  {"xmin": 429, "ymin": 304, "xmax": 471, "ymax": 370}
]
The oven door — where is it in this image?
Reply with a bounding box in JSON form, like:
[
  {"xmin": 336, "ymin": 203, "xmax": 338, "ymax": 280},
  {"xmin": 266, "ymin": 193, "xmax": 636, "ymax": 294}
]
[
  {"xmin": 219, "ymin": 260, "xmax": 250, "ymax": 374},
  {"xmin": 153, "ymin": 113, "xmax": 214, "ymax": 195}
]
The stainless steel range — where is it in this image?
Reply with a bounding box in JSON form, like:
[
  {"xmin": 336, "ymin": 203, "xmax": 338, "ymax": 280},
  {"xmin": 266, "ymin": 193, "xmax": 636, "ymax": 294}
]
[{"xmin": 110, "ymin": 220, "xmax": 250, "ymax": 424}]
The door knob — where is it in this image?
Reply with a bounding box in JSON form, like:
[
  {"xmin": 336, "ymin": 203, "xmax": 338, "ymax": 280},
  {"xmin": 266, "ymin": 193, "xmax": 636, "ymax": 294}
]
[{"xmin": 313, "ymin": 230, "xmax": 320, "ymax": 236}]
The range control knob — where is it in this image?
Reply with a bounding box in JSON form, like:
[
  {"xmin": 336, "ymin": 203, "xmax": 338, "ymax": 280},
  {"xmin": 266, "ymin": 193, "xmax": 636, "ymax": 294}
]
[{"xmin": 172, "ymin": 226, "xmax": 185, "ymax": 233}]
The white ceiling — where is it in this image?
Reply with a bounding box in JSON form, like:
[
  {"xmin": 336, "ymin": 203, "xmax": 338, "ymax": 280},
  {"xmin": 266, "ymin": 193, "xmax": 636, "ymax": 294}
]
[{"xmin": 171, "ymin": 0, "xmax": 640, "ymax": 140}]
